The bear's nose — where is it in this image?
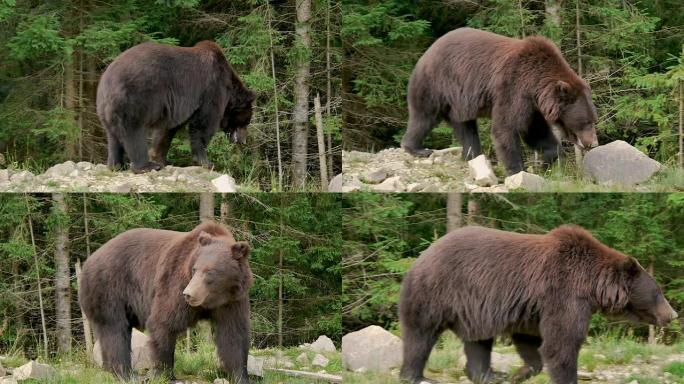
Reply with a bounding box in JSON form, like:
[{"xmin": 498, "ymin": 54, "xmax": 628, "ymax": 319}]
[{"xmin": 671, "ymin": 309, "xmax": 679, "ymax": 320}]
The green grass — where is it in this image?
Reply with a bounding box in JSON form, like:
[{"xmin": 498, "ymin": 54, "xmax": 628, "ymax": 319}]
[
  {"xmin": 663, "ymin": 362, "xmax": 684, "ymax": 378},
  {"xmin": 1, "ymin": 339, "xmax": 341, "ymax": 384}
]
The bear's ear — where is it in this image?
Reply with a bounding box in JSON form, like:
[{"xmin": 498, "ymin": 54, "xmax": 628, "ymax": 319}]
[
  {"xmin": 556, "ymin": 80, "xmax": 575, "ymax": 102},
  {"xmin": 198, "ymin": 231, "xmax": 213, "ymax": 246},
  {"xmin": 622, "ymin": 257, "xmax": 641, "ymax": 277},
  {"xmin": 231, "ymin": 241, "xmax": 250, "ymax": 260}
]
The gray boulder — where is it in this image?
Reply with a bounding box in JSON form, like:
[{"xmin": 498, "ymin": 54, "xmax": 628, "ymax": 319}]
[
  {"xmin": 312, "ymin": 354, "xmax": 330, "ymax": 368},
  {"xmin": 309, "ymin": 335, "xmax": 336, "ymax": 352},
  {"xmin": 468, "ymin": 155, "xmax": 498, "ymax": 186},
  {"xmin": 12, "ymin": 361, "xmax": 56, "ymax": 380},
  {"xmin": 583, "ymin": 140, "xmax": 661, "ymax": 185},
  {"xmin": 328, "ymin": 174, "xmax": 343, "ymax": 192},
  {"xmin": 342, "ymin": 325, "xmax": 402, "ymax": 372},
  {"xmin": 504, "ymin": 171, "xmax": 544, "ymax": 191},
  {"xmin": 247, "ymin": 355, "xmax": 264, "ymax": 377},
  {"xmin": 44, "ymin": 161, "xmax": 77, "ymax": 178}
]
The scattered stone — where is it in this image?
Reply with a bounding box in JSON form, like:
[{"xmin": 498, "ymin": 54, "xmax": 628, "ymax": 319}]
[
  {"xmin": 310, "ymin": 335, "xmax": 336, "ymax": 353},
  {"xmin": 342, "ymin": 176, "xmax": 363, "ymax": 192},
  {"xmin": 0, "ymin": 377, "xmax": 18, "ymax": 384},
  {"xmin": 296, "ymin": 352, "xmax": 309, "ymax": 365},
  {"xmin": 468, "ymin": 155, "xmax": 498, "ymax": 186},
  {"xmin": 583, "ymin": 140, "xmax": 662, "ymax": 185},
  {"xmin": 312, "ymin": 354, "xmax": 329, "ymax": 368},
  {"xmin": 0, "ymin": 169, "xmax": 9, "ymax": 183},
  {"xmin": 211, "ymin": 174, "xmax": 237, "ymax": 193},
  {"xmin": 360, "ymin": 169, "xmax": 388, "ymax": 184},
  {"xmin": 342, "ymin": 325, "xmax": 402, "ymax": 372},
  {"xmin": 10, "ymin": 170, "xmax": 33, "ymax": 183},
  {"xmin": 247, "ymin": 355, "xmax": 264, "ymax": 377},
  {"xmin": 113, "ymin": 182, "xmax": 132, "ymax": 193},
  {"xmin": 372, "ymin": 176, "xmax": 403, "ymax": 192},
  {"xmin": 490, "ymin": 352, "xmax": 522, "ymax": 373},
  {"xmin": 577, "ymin": 370, "xmax": 593, "ymax": 380},
  {"xmin": 12, "ymin": 361, "xmax": 56, "ymax": 380},
  {"xmin": 282, "ymin": 361, "xmax": 294, "ymax": 369},
  {"xmin": 504, "ymin": 171, "xmax": 544, "ymax": 191},
  {"xmin": 328, "ymin": 174, "xmax": 343, "ymax": 192},
  {"xmin": 44, "ymin": 161, "xmax": 77, "ymax": 178},
  {"xmin": 76, "ymin": 161, "xmax": 93, "ymax": 171},
  {"xmin": 94, "ymin": 328, "xmax": 153, "ymax": 371},
  {"xmin": 213, "ymin": 379, "xmax": 230, "ymax": 384},
  {"xmin": 0, "ymin": 361, "xmax": 4, "ymax": 376}
]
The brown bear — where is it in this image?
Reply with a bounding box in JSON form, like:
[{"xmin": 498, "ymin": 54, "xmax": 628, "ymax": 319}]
[
  {"xmin": 96, "ymin": 41, "xmax": 256, "ymax": 173},
  {"xmin": 79, "ymin": 222, "xmax": 253, "ymax": 383},
  {"xmin": 399, "ymin": 225, "xmax": 677, "ymax": 384},
  {"xmin": 401, "ymin": 28, "xmax": 599, "ymax": 175}
]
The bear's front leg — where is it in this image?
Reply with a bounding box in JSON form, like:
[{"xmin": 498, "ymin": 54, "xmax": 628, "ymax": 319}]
[
  {"xmin": 539, "ymin": 303, "xmax": 591, "ymax": 384},
  {"xmin": 491, "ymin": 102, "xmax": 533, "ymax": 175},
  {"xmin": 213, "ymin": 301, "xmax": 250, "ymax": 384},
  {"xmin": 188, "ymin": 104, "xmax": 221, "ymax": 169}
]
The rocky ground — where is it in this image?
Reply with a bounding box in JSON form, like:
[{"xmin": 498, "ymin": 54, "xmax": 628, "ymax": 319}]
[
  {"xmin": 340, "ymin": 140, "xmax": 679, "ymax": 193},
  {"xmin": 342, "ymin": 326, "xmax": 684, "ymax": 384},
  {"xmin": 0, "ymin": 161, "xmax": 241, "ymax": 193}
]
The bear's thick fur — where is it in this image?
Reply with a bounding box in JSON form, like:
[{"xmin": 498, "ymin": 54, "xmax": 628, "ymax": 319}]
[
  {"xmin": 401, "ymin": 28, "xmax": 599, "ymax": 175},
  {"xmin": 97, "ymin": 41, "xmax": 255, "ymax": 173},
  {"xmin": 399, "ymin": 225, "xmax": 677, "ymax": 384},
  {"xmin": 79, "ymin": 222, "xmax": 253, "ymax": 383}
]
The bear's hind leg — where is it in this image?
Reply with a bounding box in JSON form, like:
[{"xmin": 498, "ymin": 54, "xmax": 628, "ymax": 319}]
[
  {"xmin": 464, "ymin": 339, "xmax": 495, "ymax": 384},
  {"xmin": 93, "ymin": 322, "xmax": 133, "ymax": 379},
  {"xmin": 105, "ymin": 130, "xmax": 125, "ymax": 170},
  {"xmin": 401, "ymin": 105, "xmax": 440, "ymax": 158},
  {"xmin": 399, "ymin": 326, "xmax": 441, "ymax": 384},
  {"xmin": 449, "ymin": 119, "xmax": 482, "ymax": 161},
  {"xmin": 149, "ymin": 126, "xmax": 181, "ymax": 166},
  {"xmin": 511, "ymin": 334, "xmax": 543, "ymax": 383},
  {"xmin": 120, "ymin": 126, "xmax": 162, "ymax": 174}
]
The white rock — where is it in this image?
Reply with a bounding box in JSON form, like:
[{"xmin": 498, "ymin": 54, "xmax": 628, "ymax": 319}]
[
  {"xmin": 93, "ymin": 328, "xmax": 153, "ymax": 372},
  {"xmin": 361, "ymin": 169, "xmax": 388, "ymax": 184},
  {"xmin": 504, "ymin": 171, "xmax": 544, "ymax": 191},
  {"xmin": 247, "ymin": 355, "xmax": 264, "ymax": 377},
  {"xmin": 583, "ymin": 140, "xmax": 662, "ymax": 185},
  {"xmin": 296, "ymin": 352, "xmax": 309, "ymax": 365},
  {"xmin": 312, "ymin": 354, "xmax": 329, "ymax": 367},
  {"xmin": 0, "ymin": 169, "xmax": 9, "ymax": 184},
  {"xmin": 213, "ymin": 379, "xmax": 230, "ymax": 384},
  {"xmin": 468, "ymin": 155, "xmax": 498, "ymax": 186},
  {"xmin": 328, "ymin": 174, "xmax": 343, "ymax": 192},
  {"xmin": 211, "ymin": 174, "xmax": 237, "ymax": 193},
  {"xmin": 309, "ymin": 335, "xmax": 336, "ymax": 352},
  {"xmin": 372, "ymin": 176, "xmax": 403, "ymax": 192},
  {"xmin": 76, "ymin": 161, "xmax": 93, "ymax": 171},
  {"xmin": 0, "ymin": 377, "xmax": 18, "ymax": 384},
  {"xmin": 342, "ymin": 325, "xmax": 402, "ymax": 372},
  {"xmin": 44, "ymin": 161, "xmax": 77, "ymax": 178},
  {"xmin": 9, "ymin": 170, "xmax": 33, "ymax": 182},
  {"xmin": 12, "ymin": 361, "xmax": 56, "ymax": 380},
  {"xmin": 490, "ymin": 351, "xmax": 522, "ymax": 373},
  {"xmin": 0, "ymin": 361, "xmax": 4, "ymax": 376}
]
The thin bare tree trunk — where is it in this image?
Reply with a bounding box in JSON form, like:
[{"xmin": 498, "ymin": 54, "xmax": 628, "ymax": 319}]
[
  {"xmin": 648, "ymin": 261, "xmax": 657, "ymax": 344},
  {"xmin": 518, "ymin": 0, "xmax": 526, "ymax": 38},
  {"xmin": 574, "ymin": 0, "xmax": 584, "ymax": 167},
  {"xmin": 292, "ymin": 0, "xmax": 312, "ymax": 188},
  {"xmin": 26, "ymin": 196, "xmax": 48, "ymax": 359},
  {"xmin": 446, "ymin": 193, "xmax": 463, "ymax": 232},
  {"xmin": 467, "ymin": 196, "xmax": 479, "ymax": 226},
  {"xmin": 199, "ymin": 193, "xmax": 215, "ymax": 223},
  {"xmin": 679, "ymin": 48, "xmax": 683, "ymax": 169},
  {"xmin": 53, "ymin": 193, "xmax": 72, "ymax": 353},
  {"xmin": 268, "ymin": 6, "xmax": 284, "ymax": 190},
  {"xmin": 278, "ymin": 197, "xmax": 284, "ymax": 347},
  {"xmin": 80, "ymin": 194, "xmax": 93, "ymax": 356},
  {"xmin": 325, "ymin": 0, "xmax": 334, "ymax": 177},
  {"xmin": 314, "ymin": 94, "xmax": 329, "ymax": 190},
  {"xmin": 220, "ymin": 194, "xmax": 230, "ymax": 225}
]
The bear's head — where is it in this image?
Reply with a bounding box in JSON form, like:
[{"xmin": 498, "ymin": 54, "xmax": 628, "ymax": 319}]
[
  {"xmin": 603, "ymin": 258, "xmax": 678, "ymax": 327},
  {"xmin": 182, "ymin": 231, "xmax": 253, "ymax": 309},
  {"xmin": 542, "ymin": 81, "xmax": 599, "ymax": 150},
  {"xmin": 222, "ymin": 90, "xmax": 256, "ymax": 145}
]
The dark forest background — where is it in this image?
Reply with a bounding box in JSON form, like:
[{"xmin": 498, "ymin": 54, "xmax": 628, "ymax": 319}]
[
  {"xmin": 0, "ymin": 193, "xmax": 341, "ymax": 357},
  {"xmin": 342, "ymin": 0, "xmax": 684, "ymax": 169},
  {"xmin": 343, "ymin": 192, "xmax": 684, "ymax": 343},
  {"xmin": 0, "ymin": 0, "xmax": 341, "ymax": 191}
]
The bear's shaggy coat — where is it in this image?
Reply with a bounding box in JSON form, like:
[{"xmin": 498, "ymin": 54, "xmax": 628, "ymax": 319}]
[
  {"xmin": 79, "ymin": 222, "xmax": 253, "ymax": 383},
  {"xmin": 399, "ymin": 225, "xmax": 677, "ymax": 384},
  {"xmin": 97, "ymin": 41, "xmax": 255, "ymax": 173},
  {"xmin": 401, "ymin": 28, "xmax": 598, "ymax": 175}
]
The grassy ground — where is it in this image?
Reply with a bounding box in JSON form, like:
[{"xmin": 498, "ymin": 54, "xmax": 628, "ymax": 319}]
[
  {"xmin": 344, "ymin": 332, "xmax": 684, "ymax": 384},
  {"xmin": 0, "ymin": 340, "xmax": 342, "ymax": 383}
]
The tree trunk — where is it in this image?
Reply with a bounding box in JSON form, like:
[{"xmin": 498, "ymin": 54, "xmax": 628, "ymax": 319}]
[
  {"xmin": 679, "ymin": 49, "xmax": 683, "ymax": 168},
  {"xmin": 53, "ymin": 193, "xmax": 72, "ymax": 353},
  {"xmin": 467, "ymin": 196, "xmax": 479, "ymax": 225},
  {"xmin": 199, "ymin": 193, "xmax": 215, "ymax": 223},
  {"xmin": 268, "ymin": 6, "xmax": 284, "ymax": 190},
  {"xmin": 446, "ymin": 193, "xmax": 463, "ymax": 232},
  {"xmin": 64, "ymin": 54, "xmax": 78, "ymax": 159},
  {"xmin": 26, "ymin": 196, "xmax": 48, "ymax": 359},
  {"xmin": 80, "ymin": 194, "xmax": 93, "ymax": 356},
  {"xmin": 648, "ymin": 261, "xmax": 657, "ymax": 344},
  {"xmin": 574, "ymin": 0, "xmax": 584, "ymax": 167},
  {"xmin": 325, "ymin": 0, "xmax": 334, "ymax": 177},
  {"xmin": 292, "ymin": 0, "xmax": 312, "ymax": 188},
  {"xmin": 220, "ymin": 195, "xmax": 230, "ymax": 225},
  {"xmin": 545, "ymin": 0, "xmax": 563, "ymax": 42},
  {"xmin": 314, "ymin": 94, "xmax": 329, "ymax": 190}
]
